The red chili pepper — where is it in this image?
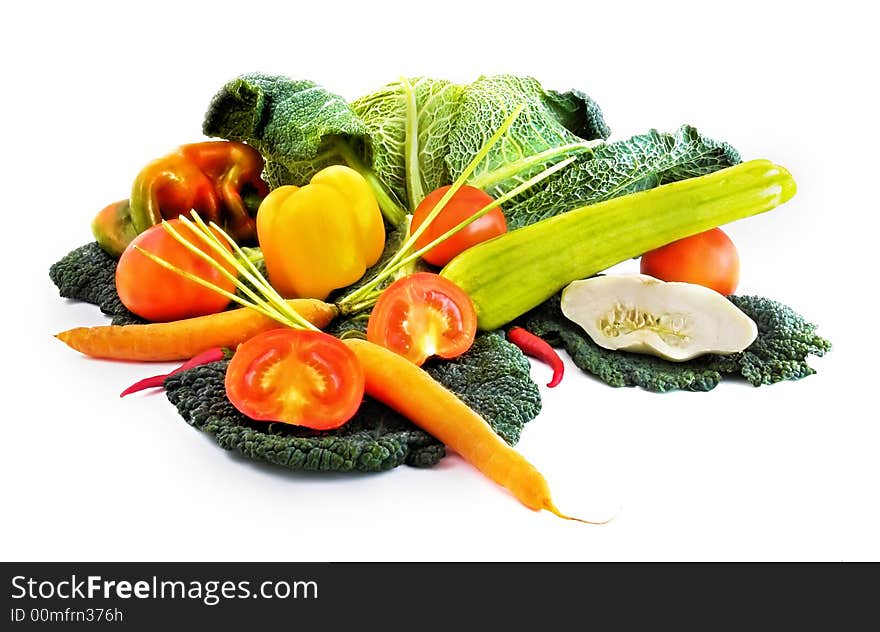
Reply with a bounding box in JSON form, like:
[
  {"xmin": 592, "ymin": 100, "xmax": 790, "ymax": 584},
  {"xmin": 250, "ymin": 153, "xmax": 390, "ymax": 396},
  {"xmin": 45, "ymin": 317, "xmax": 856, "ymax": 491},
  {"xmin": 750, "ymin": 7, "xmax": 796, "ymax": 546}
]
[
  {"xmin": 507, "ymin": 327, "xmax": 564, "ymax": 388},
  {"xmin": 119, "ymin": 347, "xmax": 226, "ymax": 397}
]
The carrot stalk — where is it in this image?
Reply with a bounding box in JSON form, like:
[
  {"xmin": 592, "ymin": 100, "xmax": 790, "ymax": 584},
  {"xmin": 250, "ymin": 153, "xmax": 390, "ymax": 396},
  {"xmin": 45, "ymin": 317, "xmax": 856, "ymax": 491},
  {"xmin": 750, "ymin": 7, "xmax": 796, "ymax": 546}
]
[
  {"xmin": 56, "ymin": 299, "xmax": 337, "ymax": 362},
  {"xmin": 141, "ymin": 213, "xmax": 320, "ymax": 332},
  {"xmin": 343, "ymin": 338, "xmax": 605, "ymax": 523}
]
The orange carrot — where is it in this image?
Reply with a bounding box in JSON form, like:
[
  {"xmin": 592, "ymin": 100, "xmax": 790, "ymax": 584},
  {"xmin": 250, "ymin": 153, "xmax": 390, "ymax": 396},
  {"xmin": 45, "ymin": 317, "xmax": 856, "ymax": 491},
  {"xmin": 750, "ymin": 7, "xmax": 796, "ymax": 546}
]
[
  {"xmin": 56, "ymin": 299, "xmax": 337, "ymax": 361},
  {"xmin": 343, "ymin": 338, "xmax": 601, "ymax": 522}
]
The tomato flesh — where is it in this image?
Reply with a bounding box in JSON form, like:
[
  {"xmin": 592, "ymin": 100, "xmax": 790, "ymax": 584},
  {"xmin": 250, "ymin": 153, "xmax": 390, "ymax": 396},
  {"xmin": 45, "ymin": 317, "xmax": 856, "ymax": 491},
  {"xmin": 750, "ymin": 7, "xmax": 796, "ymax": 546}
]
[
  {"xmin": 640, "ymin": 228, "xmax": 740, "ymax": 295},
  {"xmin": 367, "ymin": 273, "xmax": 477, "ymax": 366},
  {"xmin": 225, "ymin": 329, "xmax": 364, "ymax": 430},
  {"xmin": 116, "ymin": 219, "xmax": 237, "ymax": 322},
  {"xmin": 411, "ymin": 185, "xmax": 507, "ymax": 266}
]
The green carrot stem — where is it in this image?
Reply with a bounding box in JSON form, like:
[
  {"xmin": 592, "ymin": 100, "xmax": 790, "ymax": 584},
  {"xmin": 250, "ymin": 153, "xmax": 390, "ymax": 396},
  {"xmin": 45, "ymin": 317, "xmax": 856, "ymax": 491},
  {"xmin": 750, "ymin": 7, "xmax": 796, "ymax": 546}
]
[
  {"xmin": 181, "ymin": 213, "xmax": 318, "ymax": 332},
  {"xmin": 200, "ymin": 218, "xmax": 317, "ymax": 331},
  {"xmin": 393, "ymin": 105, "xmax": 525, "ymax": 268},
  {"xmin": 160, "ymin": 218, "xmax": 282, "ymax": 320},
  {"xmin": 398, "ymin": 156, "xmax": 577, "ymax": 271},
  {"xmin": 133, "ymin": 246, "xmax": 289, "ymax": 325},
  {"xmin": 467, "ymin": 141, "xmax": 601, "ymax": 191},
  {"xmin": 339, "ymin": 104, "xmax": 525, "ymax": 308},
  {"xmin": 148, "ymin": 214, "xmax": 320, "ymax": 332},
  {"xmin": 342, "ymin": 153, "xmax": 575, "ymax": 311}
]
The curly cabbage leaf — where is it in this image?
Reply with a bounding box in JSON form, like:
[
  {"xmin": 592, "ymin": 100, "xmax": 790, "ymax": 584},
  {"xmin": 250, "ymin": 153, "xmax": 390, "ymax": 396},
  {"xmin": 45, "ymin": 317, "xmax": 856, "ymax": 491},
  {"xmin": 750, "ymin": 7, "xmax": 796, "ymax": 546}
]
[
  {"xmin": 517, "ymin": 294, "xmax": 830, "ymax": 392},
  {"xmin": 203, "ymin": 73, "xmax": 611, "ymax": 219},
  {"xmin": 167, "ymin": 361, "xmax": 447, "ymax": 471},
  {"xmin": 505, "ymin": 125, "xmax": 741, "ymax": 229},
  {"xmin": 166, "ymin": 332, "xmax": 541, "ymax": 473},
  {"xmin": 543, "ymin": 87, "xmax": 612, "ymax": 141},
  {"xmin": 49, "ymin": 242, "xmax": 145, "ymax": 326},
  {"xmin": 446, "ymin": 75, "xmax": 610, "ymax": 200},
  {"xmin": 724, "ymin": 295, "xmax": 833, "ymax": 385},
  {"xmin": 203, "ymin": 73, "xmax": 368, "ymax": 188},
  {"xmin": 424, "ymin": 332, "xmax": 539, "ymax": 444},
  {"xmin": 351, "ymin": 77, "xmax": 464, "ymax": 209},
  {"xmin": 200, "ymin": 75, "xmax": 739, "ymax": 235}
]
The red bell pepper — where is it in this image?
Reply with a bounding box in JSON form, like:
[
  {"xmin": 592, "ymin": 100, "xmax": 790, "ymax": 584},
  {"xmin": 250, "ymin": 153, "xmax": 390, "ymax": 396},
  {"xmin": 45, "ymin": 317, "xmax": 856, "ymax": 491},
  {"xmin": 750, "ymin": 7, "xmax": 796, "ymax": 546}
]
[{"xmin": 92, "ymin": 141, "xmax": 269, "ymax": 256}]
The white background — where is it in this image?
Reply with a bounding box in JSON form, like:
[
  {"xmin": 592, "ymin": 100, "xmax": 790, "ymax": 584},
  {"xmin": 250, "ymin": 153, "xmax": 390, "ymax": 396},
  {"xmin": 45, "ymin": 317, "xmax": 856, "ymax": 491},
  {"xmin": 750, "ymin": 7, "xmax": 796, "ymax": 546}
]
[{"xmin": 3, "ymin": 1, "xmax": 877, "ymax": 561}]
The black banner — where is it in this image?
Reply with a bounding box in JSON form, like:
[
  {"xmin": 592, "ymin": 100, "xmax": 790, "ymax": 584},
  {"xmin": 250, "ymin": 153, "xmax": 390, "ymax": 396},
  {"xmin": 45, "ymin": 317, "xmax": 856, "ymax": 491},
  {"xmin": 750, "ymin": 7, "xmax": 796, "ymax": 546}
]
[{"xmin": 1, "ymin": 562, "xmax": 873, "ymax": 628}]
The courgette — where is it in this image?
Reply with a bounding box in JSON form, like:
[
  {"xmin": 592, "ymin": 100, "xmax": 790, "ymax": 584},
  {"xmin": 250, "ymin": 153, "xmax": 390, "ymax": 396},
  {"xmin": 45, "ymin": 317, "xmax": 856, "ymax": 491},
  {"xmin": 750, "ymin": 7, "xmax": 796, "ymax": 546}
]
[{"xmin": 441, "ymin": 159, "xmax": 796, "ymax": 330}]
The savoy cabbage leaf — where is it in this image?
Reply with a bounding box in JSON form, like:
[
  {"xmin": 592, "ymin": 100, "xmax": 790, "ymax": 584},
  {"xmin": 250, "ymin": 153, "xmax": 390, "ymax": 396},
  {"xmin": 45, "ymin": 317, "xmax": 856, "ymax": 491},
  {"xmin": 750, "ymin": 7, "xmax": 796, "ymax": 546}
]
[
  {"xmin": 351, "ymin": 77, "xmax": 463, "ymax": 210},
  {"xmin": 204, "ymin": 73, "xmax": 612, "ymax": 221},
  {"xmin": 166, "ymin": 360, "xmax": 446, "ymax": 471},
  {"xmin": 446, "ymin": 75, "xmax": 610, "ymax": 199},
  {"xmin": 203, "ymin": 73, "xmax": 369, "ymax": 189},
  {"xmin": 49, "ymin": 242, "xmax": 146, "ymax": 326},
  {"xmin": 166, "ymin": 332, "xmax": 541, "ymax": 473},
  {"xmin": 505, "ymin": 125, "xmax": 741, "ymax": 229},
  {"xmin": 516, "ymin": 294, "xmax": 830, "ymax": 392}
]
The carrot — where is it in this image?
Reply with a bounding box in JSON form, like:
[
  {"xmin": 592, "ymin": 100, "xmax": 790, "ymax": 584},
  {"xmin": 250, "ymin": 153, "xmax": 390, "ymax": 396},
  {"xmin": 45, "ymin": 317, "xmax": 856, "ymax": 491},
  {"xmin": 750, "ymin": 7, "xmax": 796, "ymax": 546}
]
[
  {"xmin": 56, "ymin": 299, "xmax": 337, "ymax": 361},
  {"xmin": 343, "ymin": 338, "xmax": 603, "ymax": 523}
]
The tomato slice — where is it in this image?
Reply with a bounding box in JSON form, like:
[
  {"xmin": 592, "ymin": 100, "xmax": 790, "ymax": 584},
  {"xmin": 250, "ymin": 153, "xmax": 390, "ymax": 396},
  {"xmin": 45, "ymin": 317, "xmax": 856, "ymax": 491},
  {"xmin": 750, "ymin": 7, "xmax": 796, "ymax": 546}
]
[
  {"xmin": 367, "ymin": 273, "xmax": 477, "ymax": 366},
  {"xmin": 225, "ymin": 329, "xmax": 364, "ymax": 430}
]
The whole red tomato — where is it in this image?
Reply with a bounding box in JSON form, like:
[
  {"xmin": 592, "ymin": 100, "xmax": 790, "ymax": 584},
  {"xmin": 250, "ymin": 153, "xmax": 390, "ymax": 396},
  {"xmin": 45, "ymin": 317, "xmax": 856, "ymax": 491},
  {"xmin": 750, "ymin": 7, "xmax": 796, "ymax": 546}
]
[
  {"xmin": 640, "ymin": 227, "xmax": 740, "ymax": 295},
  {"xmin": 116, "ymin": 219, "xmax": 238, "ymax": 321},
  {"xmin": 411, "ymin": 185, "xmax": 507, "ymax": 266}
]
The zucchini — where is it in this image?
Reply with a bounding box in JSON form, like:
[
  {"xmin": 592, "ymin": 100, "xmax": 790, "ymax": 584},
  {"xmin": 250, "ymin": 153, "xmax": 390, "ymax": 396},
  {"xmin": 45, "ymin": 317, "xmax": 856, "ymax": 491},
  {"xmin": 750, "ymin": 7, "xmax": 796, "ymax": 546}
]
[{"xmin": 441, "ymin": 159, "xmax": 796, "ymax": 330}]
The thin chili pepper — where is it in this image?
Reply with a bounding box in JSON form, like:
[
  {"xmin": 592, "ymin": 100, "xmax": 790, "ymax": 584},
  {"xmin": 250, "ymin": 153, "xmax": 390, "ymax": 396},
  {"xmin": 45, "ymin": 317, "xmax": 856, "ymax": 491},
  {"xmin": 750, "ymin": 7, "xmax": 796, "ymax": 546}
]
[
  {"xmin": 507, "ymin": 327, "xmax": 564, "ymax": 388},
  {"xmin": 119, "ymin": 347, "xmax": 226, "ymax": 397}
]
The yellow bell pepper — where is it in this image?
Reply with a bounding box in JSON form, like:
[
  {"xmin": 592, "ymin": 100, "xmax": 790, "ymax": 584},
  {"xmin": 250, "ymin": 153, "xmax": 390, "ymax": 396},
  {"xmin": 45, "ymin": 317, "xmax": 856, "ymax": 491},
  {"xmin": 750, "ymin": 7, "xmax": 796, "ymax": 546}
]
[{"xmin": 256, "ymin": 165, "xmax": 386, "ymax": 300}]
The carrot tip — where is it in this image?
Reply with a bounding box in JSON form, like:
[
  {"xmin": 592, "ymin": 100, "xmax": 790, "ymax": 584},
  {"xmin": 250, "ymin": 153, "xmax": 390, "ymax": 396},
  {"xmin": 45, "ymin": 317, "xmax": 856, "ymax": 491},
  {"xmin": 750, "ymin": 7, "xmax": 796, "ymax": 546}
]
[{"xmin": 545, "ymin": 502, "xmax": 614, "ymax": 525}]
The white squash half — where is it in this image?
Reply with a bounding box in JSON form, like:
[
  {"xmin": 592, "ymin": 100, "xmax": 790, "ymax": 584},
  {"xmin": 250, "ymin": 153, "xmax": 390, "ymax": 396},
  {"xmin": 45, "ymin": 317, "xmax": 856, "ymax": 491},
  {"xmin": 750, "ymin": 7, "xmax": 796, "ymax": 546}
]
[{"xmin": 560, "ymin": 274, "xmax": 758, "ymax": 362}]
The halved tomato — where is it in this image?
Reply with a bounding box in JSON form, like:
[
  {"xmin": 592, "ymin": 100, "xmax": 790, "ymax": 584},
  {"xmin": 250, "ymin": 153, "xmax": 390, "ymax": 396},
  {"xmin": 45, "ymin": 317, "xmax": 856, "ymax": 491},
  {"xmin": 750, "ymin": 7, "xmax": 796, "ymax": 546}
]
[
  {"xmin": 366, "ymin": 272, "xmax": 477, "ymax": 366},
  {"xmin": 225, "ymin": 329, "xmax": 364, "ymax": 430}
]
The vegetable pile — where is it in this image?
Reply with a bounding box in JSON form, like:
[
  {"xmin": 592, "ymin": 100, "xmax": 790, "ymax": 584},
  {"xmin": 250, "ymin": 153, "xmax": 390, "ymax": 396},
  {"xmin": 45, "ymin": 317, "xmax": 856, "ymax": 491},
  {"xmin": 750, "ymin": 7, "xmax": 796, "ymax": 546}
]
[
  {"xmin": 165, "ymin": 332, "xmax": 540, "ymax": 472},
  {"xmin": 50, "ymin": 72, "xmax": 830, "ymax": 519},
  {"xmin": 517, "ymin": 294, "xmax": 830, "ymax": 392}
]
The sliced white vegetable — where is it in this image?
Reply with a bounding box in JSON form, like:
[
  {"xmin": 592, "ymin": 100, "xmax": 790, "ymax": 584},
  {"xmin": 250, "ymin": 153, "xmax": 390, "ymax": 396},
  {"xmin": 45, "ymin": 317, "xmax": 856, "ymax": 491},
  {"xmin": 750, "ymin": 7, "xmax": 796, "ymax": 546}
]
[{"xmin": 560, "ymin": 274, "xmax": 758, "ymax": 362}]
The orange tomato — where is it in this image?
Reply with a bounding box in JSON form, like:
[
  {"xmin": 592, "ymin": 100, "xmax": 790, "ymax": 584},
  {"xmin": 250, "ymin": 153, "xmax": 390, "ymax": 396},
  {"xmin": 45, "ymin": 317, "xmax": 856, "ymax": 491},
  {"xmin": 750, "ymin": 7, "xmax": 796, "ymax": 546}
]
[
  {"xmin": 116, "ymin": 219, "xmax": 237, "ymax": 322},
  {"xmin": 411, "ymin": 185, "xmax": 506, "ymax": 266},
  {"xmin": 640, "ymin": 228, "xmax": 740, "ymax": 295}
]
